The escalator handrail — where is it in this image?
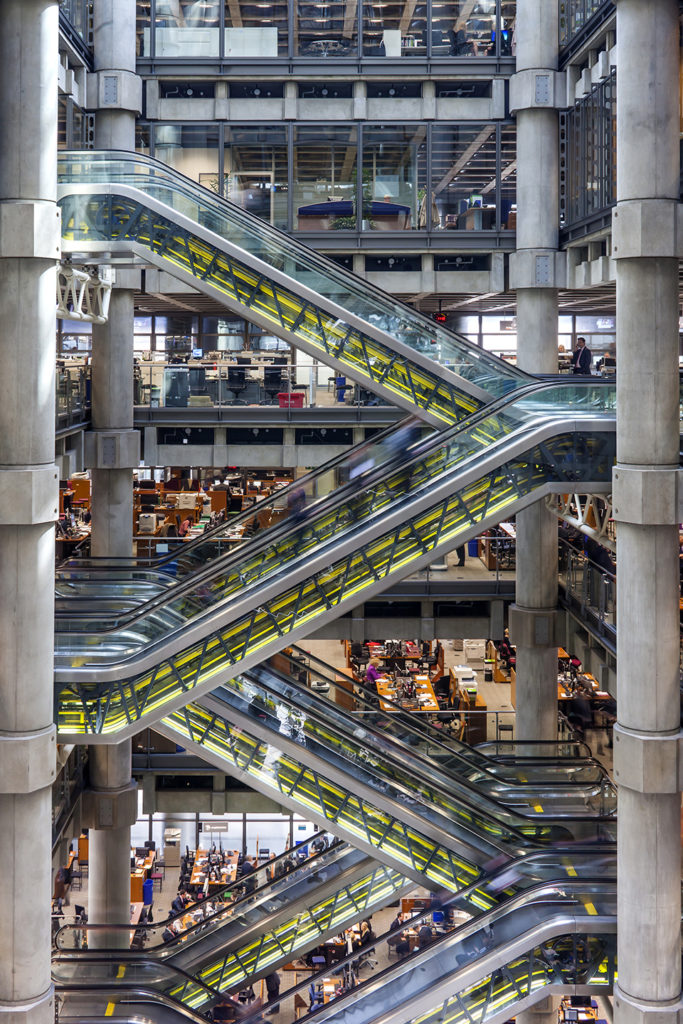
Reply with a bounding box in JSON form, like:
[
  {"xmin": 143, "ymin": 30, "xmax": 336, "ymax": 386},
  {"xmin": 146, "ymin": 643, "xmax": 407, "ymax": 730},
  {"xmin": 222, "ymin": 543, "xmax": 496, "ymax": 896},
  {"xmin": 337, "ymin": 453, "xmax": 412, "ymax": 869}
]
[
  {"xmin": 54, "ymin": 833, "xmax": 343, "ymax": 951},
  {"xmin": 57, "ymin": 149, "xmax": 531, "ymax": 395},
  {"xmin": 54, "ymin": 377, "xmax": 615, "ymax": 638}
]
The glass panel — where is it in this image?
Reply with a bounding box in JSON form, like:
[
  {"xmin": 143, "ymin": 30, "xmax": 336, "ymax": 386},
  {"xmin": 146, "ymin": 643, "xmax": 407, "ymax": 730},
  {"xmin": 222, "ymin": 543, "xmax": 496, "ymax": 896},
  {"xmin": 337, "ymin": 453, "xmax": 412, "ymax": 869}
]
[
  {"xmin": 500, "ymin": 0, "xmax": 516, "ymax": 55},
  {"xmin": 61, "ymin": 0, "xmax": 89, "ymax": 39},
  {"xmin": 153, "ymin": 125, "xmax": 220, "ymax": 188},
  {"xmin": 500, "ymin": 122, "xmax": 517, "ymax": 228},
  {"xmin": 362, "ymin": 125, "xmax": 426, "ymax": 231},
  {"xmin": 137, "ymin": 0, "xmax": 152, "ymax": 56},
  {"xmin": 225, "ymin": 127, "xmax": 288, "ymax": 230},
  {"xmin": 58, "ymin": 96, "xmax": 67, "ymax": 150},
  {"xmin": 294, "ymin": 126, "xmax": 358, "ymax": 231},
  {"xmin": 430, "ymin": 1, "xmax": 495, "ymax": 56},
  {"xmin": 154, "ymin": 0, "xmax": 220, "ymax": 57},
  {"xmin": 432, "ymin": 124, "xmax": 500, "ymax": 230},
  {"xmin": 295, "ymin": 0, "xmax": 357, "ymax": 57},
  {"xmin": 225, "ymin": 1, "xmax": 288, "ymax": 57},
  {"xmin": 361, "ymin": 1, "xmax": 426, "ymax": 57}
]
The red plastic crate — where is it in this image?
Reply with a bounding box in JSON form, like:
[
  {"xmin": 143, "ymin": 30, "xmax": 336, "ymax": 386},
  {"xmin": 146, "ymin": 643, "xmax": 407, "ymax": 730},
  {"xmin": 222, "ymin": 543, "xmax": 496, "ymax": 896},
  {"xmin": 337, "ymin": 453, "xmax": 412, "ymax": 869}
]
[{"xmin": 278, "ymin": 392, "xmax": 304, "ymax": 408}]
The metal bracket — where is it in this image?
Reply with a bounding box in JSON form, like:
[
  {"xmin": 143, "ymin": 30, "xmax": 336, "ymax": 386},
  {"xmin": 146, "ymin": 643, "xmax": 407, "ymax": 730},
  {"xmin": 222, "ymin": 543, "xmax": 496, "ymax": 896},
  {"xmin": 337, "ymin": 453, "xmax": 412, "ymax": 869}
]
[
  {"xmin": 57, "ymin": 263, "xmax": 112, "ymax": 323},
  {"xmin": 545, "ymin": 492, "xmax": 614, "ymax": 551}
]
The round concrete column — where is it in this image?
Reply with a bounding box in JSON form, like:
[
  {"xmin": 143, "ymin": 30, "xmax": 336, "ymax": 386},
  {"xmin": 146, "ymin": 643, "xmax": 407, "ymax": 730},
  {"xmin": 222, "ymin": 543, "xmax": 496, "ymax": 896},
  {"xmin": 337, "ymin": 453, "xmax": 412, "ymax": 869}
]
[
  {"xmin": 613, "ymin": 3, "xmax": 681, "ymax": 1023},
  {"xmin": 510, "ymin": 0, "xmax": 560, "ymax": 744},
  {"xmin": 87, "ymin": 741, "xmax": 136, "ymax": 949},
  {"xmin": 0, "ymin": 2, "xmax": 59, "ymax": 1023}
]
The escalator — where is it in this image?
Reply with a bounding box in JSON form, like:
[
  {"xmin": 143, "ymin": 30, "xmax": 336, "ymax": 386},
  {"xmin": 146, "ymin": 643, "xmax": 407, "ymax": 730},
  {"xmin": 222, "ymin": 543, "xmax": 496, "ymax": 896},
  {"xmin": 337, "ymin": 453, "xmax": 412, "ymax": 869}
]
[
  {"xmin": 53, "ymin": 860, "xmax": 617, "ymax": 1024},
  {"xmin": 58, "ymin": 151, "xmax": 530, "ymax": 427},
  {"xmin": 55, "ymin": 841, "xmax": 411, "ymax": 996},
  {"xmin": 255, "ymin": 647, "xmax": 614, "ymax": 806},
  {"xmin": 54, "ymin": 380, "xmax": 616, "ymax": 743}
]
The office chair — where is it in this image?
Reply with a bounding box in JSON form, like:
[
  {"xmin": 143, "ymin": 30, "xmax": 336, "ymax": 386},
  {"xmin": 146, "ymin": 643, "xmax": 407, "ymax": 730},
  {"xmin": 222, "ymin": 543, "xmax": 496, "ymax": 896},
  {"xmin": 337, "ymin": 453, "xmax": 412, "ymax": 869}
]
[
  {"xmin": 227, "ymin": 366, "xmax": 247, "ymax": 402},
  {"xmin": 351, "ymin": 642, "xmax": 369, "ymax": 670},
  {"xmin": 263, "ymin": 366, "xmax": 285, "ymax": 403}
]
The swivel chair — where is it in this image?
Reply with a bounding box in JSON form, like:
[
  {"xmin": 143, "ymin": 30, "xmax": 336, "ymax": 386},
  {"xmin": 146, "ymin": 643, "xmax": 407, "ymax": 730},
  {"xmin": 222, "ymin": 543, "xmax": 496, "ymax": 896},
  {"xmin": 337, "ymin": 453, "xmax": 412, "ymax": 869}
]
[
  {"xmin": 227, "ymin": 366, "xmax": 247, "ymax": 403},
  {"xmin": 263, "ymin": 366, "xmax": 285, "ymax": 404}
]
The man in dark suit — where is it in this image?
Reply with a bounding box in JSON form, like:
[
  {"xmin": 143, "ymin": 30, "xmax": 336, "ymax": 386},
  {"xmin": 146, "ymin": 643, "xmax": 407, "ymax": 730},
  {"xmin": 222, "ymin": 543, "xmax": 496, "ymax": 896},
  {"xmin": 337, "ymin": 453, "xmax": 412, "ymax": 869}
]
[{"xmin": 571, "ymin": 336, "xmax": 592, "ymax": 374}]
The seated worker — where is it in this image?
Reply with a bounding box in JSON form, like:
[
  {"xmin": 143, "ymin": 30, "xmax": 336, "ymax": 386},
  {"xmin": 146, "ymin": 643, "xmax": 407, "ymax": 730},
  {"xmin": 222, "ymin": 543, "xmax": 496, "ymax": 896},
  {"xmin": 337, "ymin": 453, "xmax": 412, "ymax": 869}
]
[
  {"xmin": 178, "ymin": 515, "xmax": 193, "ymax": 537},
  {"xmin": 365, "ymin": 658, "xmax": 384, "ymax": 688},
  {"xmin": 417, "ymin": 922, "xmax": 434, "ymax": 948},
  {"xmin": 171, "ymin": 891, "xmax": 185, "ymax": 914}
]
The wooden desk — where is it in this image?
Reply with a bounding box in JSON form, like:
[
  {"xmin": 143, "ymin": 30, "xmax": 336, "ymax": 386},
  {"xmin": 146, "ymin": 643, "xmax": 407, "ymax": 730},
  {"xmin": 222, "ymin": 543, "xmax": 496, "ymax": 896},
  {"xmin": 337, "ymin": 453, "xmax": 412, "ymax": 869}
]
[
  {"xmin": 130, "ymin": 848, "xmax": 155, "ymax": 902},
  {"xmin": 190, "ymin": 849, "xmax": 239, "ymax": 890},
  {"xmin": 478, "ymin": 523, "xmax": 516, "ymax": 570},
  {"xmin": 376, "ymin": 674, "xmax": 439, "ymax": 713},
  {"xmin": 401, "ymin": 896, "xmax": 432, "ymax": 914}
]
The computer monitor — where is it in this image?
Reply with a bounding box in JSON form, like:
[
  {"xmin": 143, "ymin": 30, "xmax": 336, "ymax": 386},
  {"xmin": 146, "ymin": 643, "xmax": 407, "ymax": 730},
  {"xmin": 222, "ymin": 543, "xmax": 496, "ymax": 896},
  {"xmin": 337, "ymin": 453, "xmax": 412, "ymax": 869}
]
[
  {"xmin": 130, "ymin": 856, "xmax": 136, "ymax": 869},
  {"xmin": 236, "ymin": 356, "xmax": 250, "ymax": 365},
  {"xmin": 570, "ymin": 998, "xmax": 593, "ymax": 1008},
  {"xmin": 135, "ymin": 847, "xmax": 147, "ymax": 858},
  {"xmin": 564, "ymin": 1011, "xmax": 579, "ymax": 1021},
  {"xmin": 273, "ymin": 356, "xmax": 288, "ymax": 365},
  {"xmin": 192, "ymin": 347, "xmax": 203, "ymax": 359},
  {"xmin": 432, "ymin": 910, "xmax": 445, "ymax": 924}
]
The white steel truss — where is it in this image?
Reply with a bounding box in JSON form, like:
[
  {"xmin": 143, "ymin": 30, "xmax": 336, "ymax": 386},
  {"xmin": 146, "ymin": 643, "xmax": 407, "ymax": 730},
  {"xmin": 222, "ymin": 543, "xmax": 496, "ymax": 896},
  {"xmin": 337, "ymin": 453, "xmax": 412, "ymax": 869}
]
[
  {"xmin": 57, "ymin": 263, "xmax": 112, "ymax": 323},
  {"xmin": 545, "ymin": 492, "xmax": 615, "ymax": 552}
]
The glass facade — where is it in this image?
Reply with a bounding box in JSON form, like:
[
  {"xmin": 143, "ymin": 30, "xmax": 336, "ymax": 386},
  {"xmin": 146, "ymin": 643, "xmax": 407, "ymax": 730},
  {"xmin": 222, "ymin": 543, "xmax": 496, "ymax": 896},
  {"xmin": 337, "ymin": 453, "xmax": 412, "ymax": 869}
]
[
  {"xmin": 137, "ymin": 0, "xmax": 516, "ymax": 59},
  {"xmin": 60, "ymin": 0, "xmax": 91, "ymax": 42},
  {"xmin": 559, "ymin": 0, "xmax": 611, "ymax": 48},
  {"xmin": 561, "ymin": 70, "xmax": 616, "ymax": 229},
  {"xmin": 149, "ymin": 121, "xmax": 516, "ymax": 232}
]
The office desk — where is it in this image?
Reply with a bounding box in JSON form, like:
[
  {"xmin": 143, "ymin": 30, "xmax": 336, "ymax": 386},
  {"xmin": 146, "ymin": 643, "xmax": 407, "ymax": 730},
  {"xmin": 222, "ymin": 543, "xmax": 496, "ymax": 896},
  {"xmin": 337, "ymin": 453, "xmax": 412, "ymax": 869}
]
[
  {"xmin": 130, "ymin": 848, "xmax": 155, "ymax": 902},
  {"xmin": 190, "ymin": 849, "xmax": 239, "ymax": 890},
  {"xmin": 376, "ymin": 674, "xmax": 439, "ymax": 712}
]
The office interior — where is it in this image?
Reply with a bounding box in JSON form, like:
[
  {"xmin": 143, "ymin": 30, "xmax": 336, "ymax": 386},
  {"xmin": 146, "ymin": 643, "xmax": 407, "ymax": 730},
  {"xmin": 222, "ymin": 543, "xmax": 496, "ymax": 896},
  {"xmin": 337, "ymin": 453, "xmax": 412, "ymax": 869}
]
[{"xmin": 3, "ymin": 4, "xmax": 681, "ymax": 1024}]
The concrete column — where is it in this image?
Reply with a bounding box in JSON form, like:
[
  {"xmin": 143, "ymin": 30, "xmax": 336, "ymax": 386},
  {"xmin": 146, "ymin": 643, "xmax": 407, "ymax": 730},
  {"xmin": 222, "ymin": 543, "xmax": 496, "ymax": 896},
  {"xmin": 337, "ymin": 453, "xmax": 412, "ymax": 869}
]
[
  {"xmin": 0, "ymin": 2, "xmax": 59, "ymax": 1022},
  {"xmin": 85, "ymin": 743, "xmax": 138, "ymax": 948},
  {"xmin": 89, "ymin": 290, "xmax": 137, "ymax": 558},
  {"xmin": 507, "ymin": 0, "xmax": 562, "ymax": 742},
  {"xmin": 86, "ymin": 0, "xmax": 141, "ymax": 936},
  {"xmin": 611, "ymin": 6, "xmax": 681, "ymax": 1024}
]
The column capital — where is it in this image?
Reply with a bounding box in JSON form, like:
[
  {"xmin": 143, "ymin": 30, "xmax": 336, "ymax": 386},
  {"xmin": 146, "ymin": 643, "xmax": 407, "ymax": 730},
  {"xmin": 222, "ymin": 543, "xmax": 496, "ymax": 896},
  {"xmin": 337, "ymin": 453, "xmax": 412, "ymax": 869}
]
[
  {"xmin": 508, "ymin": 605, "xmax": 559, "ymax": 648},
  {"xmin": 612, "ymin": 199, "xmax": 679, "ymax": 260},
  {"xmin": 0, "ymin": 987, "xmax": 55, "ymax": 1024},
  {"xmin": 86, "ymin": 69, "xmax": 142, "ymax": 116},
  {"xmin": 613, "ymin": 725, "xmax": 683, "ymax": 794},
  {"xmin": 612, "ymin": 465, "xmax": 681, "ymax": 526},
  {"xmin": 0, "ymin": 725, "xmax": 56, "ymax": 793},
  {"xmin": 82, "ymin": 779, "xmax": 138, "ymax": 830},
  {"xmin": 614, "ymin": 984, "xmax": 682, "ymax": 1024},
  {"xmin": 84, "ymin": 429, "xmax": 140, "ymax": 470},
  {"xmin": 0, "ymin": 465, "xmax": 58, "ymax": 524},
  {"xmin": 509, "ymin": 251, "xmax": 566, "ymax": 290},
  {"xmin": 0, "ymin": 201, "xmax": 61, "ymax": 260},
  {"xmin": 509, "ymin": 69, "xmax": 566, "ymax": 114}
]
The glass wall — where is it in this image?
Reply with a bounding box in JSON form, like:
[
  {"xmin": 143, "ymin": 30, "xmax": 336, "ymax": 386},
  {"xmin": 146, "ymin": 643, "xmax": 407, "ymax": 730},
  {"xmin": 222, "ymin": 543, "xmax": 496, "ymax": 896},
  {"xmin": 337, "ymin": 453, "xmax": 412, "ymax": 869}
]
[
  {"xmin": 225, "ymin": 127, "xmax": 288, "ymax": 230},
  {"xmin": 60, "ymin": 0, "xmax": 91, "ymax": 41},
  {"xmin": 154, "ymin": 0, "xmax": 221, "ymax": 57},
  {"xmin": 294, "ymin": 127, "xmax": 358, "ymax": 230},
  {"xmin": 149, "ymin": 121, "xmax": 515, "ymax": 233},
  {"xmin": 295, "ymin": 0, "xmax": 357, "ymax": 57},
  {"xmin": 139, "ymin": 0, "xmax": 515, "ymax": 59},
  {"xmin": 361, "ymin": 126, "xmax": 426, "ymax": 230},
  {"xmin": 561, "ymin": 71, "xmax": 616, "ymax": 228},
  {"xmin": 431, "ymin": 123, "xmax": 498, "ymax": 229},
  {"xmin": 225, "ymin": 0, "xmax": 288, "ymax": 58},
  {"xmin": 559, "ymin": 0, "xmax": 609, "ymax": 48},
  {"xmin": 154, "ymin": 124, "xmax": 220, "ymax": 186}
]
